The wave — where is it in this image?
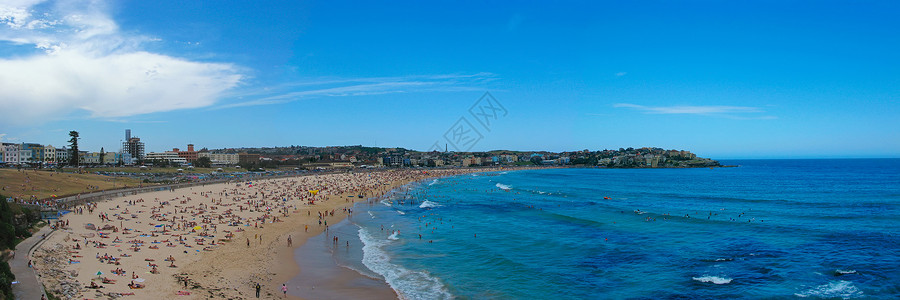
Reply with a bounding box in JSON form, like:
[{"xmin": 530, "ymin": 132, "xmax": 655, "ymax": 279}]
[
  {"xmin": 795, "ymin": 280, "xmax": 863, "ymax": 298},
  {"xmin": 834, "ymin": 269, "xmax": 857, "ymax": 276},
  {"xmin": 700, "ymin": 258, "xmax": 735, "ymax": 262},
  {"xmin": 496, "ymin": 183, "xmax": 512, "ymax": 191},
  {"xmin": 396, "ymin": 210, "xmax": 406, "ymax": 215},
  {"xmin": 368, "ymin": 211, "xmax": 375, "ymax": 218},
  {"xmin": 358, "ymin": 228, "xmax": 453, "ymax": 300},
  {"xmin": 428, "ymin": 179, "xmax": 438, "ymax": 186},
  {"xmin": 419, "ymin": 201, "xmax": 441, "ymax": 208},
  {"xmin": 692, "ymin": 275, "xmax": 732, "ymax": 284},
  {"xmin": 388, "ymin": 231, "xmax": 400, "ymax": 240},
  {"xmin": 381, "ymin": 199, "xmax": 392, "ymax": 207}
]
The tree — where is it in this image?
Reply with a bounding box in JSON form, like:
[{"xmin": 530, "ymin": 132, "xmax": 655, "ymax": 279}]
[
  {"xmin": 195, "ymin": 157, "xmax": 212, "ymax": 168},
  {"xmin": 99, "ymin": 147, "xmax": 105, "ymax": 165},
  {"xmin": 0, "ymin": 195, "xmax": 16, "ymax": 299},
  {"xmin": 0, "ymin": 259, "xmax": 13, "ymax": 300},
  {"xmin": 68, "ymin": 130, "xmax": 80, "ymax": 166}
]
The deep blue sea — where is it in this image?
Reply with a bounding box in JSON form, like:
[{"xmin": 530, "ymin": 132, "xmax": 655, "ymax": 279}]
[{"xmin": 321, "ymin": 159, "xmax": 900, "ymax": 299}]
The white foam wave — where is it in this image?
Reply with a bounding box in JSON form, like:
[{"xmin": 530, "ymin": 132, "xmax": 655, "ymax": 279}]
[
  {"xmin": 714, "ymin": 258, "xmax": 733, "ymax": 262},
  {"xmin": 428, "ymin": 179, "xmax": 438, "ymax": 186},
  {"xmin": 692, "ymin": 275, "xmax": 732, "ymax": 284},
  {"xmin": 368, "ymin": 211, "xmax": 375, "ymax": 218},
  {"xmin": 495, "ymin": 183, "xmax": 512, "ymax": 190},
  {"xmin": 396, "ymin": 210, "xmax": 406, "ymax": 215},
  {"xmin": 381, "ymin": 199, "xmax": 392, "ymax": 207},
  {"xmin": 358, "ymin": 228, "xmax": 452, "ymax": 300},
  {"xmin": 795, "ymin": 280, "xmax": 863, "ymax": 298},
  {"xmin": 419, "ymin": 201, "xmax": 441, "ymax": 208},
  {"xmin": 835, "ymin": 269, "xmax": 857, "ymax": 275},
  {"xmin": 388, "ymin": 231, "xmax": 399, "ymax": 240}
]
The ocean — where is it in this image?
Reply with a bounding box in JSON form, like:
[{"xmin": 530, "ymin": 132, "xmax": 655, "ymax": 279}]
[{"xmin": 310, "ymin": 159, "xmax": 900, "ymax": 299}]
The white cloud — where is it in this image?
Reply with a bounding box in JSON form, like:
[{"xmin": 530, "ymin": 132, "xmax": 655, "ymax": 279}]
[
  {"xmin": 614, "ymin": 103, "xmax": 775, "ymax": 119},
  {"xmin": 0, "ymin": 0, "xmax": 242, "ymax": 125}
]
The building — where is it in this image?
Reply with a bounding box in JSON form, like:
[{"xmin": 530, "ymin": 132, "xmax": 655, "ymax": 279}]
[
  {"xmin": 103, "ymin": 152, "xmax": 121, "ymax": 165},
  {"xmin": 22, "ymin": 143, "xmax": 44, "ymax": 164},
  {"xmin": 238, "ymin": 153, "xmax": 261, "ymax": 165},
  {"xmin": 80, "ymin": 152, "xmax": 102, "ymax": 165},
  {"xmin": 1, "ymin": 143, "xmax": 19, "ymax": 165},
  {"xmin": 198, "ymin": 152, "xmax": 239, "ymax": 165},
  {"xmin": 43, "ymin": 145, "xmax": 57, "ymax": 164},
  {"xmin": 18, "ymin": 144, "xmax": 33, "ymax": 165},
  {"xmin": 382, "ymin": 156, "xmax": 403, "ymax": 167},
  {"xmin": 426, "ymin": 159, "xmax": 445, "ymax": 167},
  {"xmin": 500, "ymin": 154, "xmax": 518, "ymax": 163},
  {"xmin": 173, "ymin": 144, "xmax": 199, "ymax": 164},
  {"xmin": 145, "ymin": 151, "xmax": 187, "ymax": 165},
  {"xmin": 460, "ymin": 156, "xmax": 482, "ymax": 167},
  {"xmin": 122, "ymin": 129, "xmax": 145, "ymax": 164},
  {"xmin": 56, "ymin": 147, "xmax": 69, "ymax": 165}
]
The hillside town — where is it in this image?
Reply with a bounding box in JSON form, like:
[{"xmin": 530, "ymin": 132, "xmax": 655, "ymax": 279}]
[{"xmin": 1, "ymin": 129, "xmax": 721, "ymax": 169}]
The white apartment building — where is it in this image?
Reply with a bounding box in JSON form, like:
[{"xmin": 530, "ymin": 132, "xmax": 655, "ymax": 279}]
[
  {"xmin": 44, "ymin": 145, "xmax": 57, "ymax": 164},
  {"xmin": 2, "ymin": 143, "xmax": 20, "ymax": 164},
  {"xmin": 146, "ymin": 151, "xmax": 187, "ymax": 165},
  {"xmin": 198, "ymin": 152, "xmax": 239, "ymax": 165},
  {"xmin": 19, "ymin": 148, "xmax": 32, "ymax": 164},
  {"xmin": 56, "ymin": 147, "xmax": 69, "ymax": 164}
]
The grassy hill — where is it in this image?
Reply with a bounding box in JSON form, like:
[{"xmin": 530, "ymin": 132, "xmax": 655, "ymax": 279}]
[{"xmin": 0, "ymin": 169, "xmax": 147, "ymax": 201}]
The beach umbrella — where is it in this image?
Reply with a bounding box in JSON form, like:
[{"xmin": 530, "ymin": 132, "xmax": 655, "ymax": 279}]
[
  {"xmin": 193, "ymin": 226, "xmax": 202, "ymax": 231},
  {"xmin": 134, "ymin": 278, "xmax": 145, "ymax": 283},
  {"xmin": 96, "ymin": 271, "xmax": 103, "ymax": 279}
]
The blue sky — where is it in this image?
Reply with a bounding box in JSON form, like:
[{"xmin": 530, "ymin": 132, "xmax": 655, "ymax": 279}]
[{"xmin": 1, "ymin": 0, "xmax": 898, "ymax": 159}]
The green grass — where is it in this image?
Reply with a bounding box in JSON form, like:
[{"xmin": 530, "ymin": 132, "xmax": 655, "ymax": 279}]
[
  {"xmin": 0, "ymin": 169, "xmax": 148, "ymax": 200},
  {"xmin": 62, "ymin": 166, "xmax": 248, "ymax": 174}
]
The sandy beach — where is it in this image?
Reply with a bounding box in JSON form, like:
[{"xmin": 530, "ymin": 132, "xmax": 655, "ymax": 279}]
[{"xmin": 31, "ymin": 168, "xmax": 499, "ymax": 299}]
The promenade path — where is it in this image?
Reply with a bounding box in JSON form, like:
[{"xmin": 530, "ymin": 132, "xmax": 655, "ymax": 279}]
[{"xmin": 10, "ymin": 226, "xmax": 52, "ymax": 300}]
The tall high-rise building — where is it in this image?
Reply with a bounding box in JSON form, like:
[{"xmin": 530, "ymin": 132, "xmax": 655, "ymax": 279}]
[{"xmin": 122, "ymin": 129, "xmax": 145, "ymax": 164}]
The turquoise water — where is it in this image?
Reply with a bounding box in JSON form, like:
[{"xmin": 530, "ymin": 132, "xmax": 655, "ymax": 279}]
[{"xmin": 325, "ymin": 159, "xmax": 900, "ymax": 299}]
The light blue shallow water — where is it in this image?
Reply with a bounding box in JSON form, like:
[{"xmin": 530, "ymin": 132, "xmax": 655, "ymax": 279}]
[{"xmin": 325, "ymin": 159, "xmax": 900, "ymax": 299}]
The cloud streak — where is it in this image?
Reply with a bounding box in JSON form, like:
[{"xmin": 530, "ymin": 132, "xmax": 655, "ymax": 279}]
[
  {"xmin": 218, "ymin": 73, "xmax": 497, "ymax": 109},
  {"xmin": 614, "ymin": 103, "xmax": 775, "ymax": 119},
  {"xmin": 0, "ymin": 0, "xmax": 242, "ymax": 125}
]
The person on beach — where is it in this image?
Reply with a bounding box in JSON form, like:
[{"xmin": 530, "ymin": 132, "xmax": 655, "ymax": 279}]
[
  {"xmin": 255, "ymin": 283, "xmax": 261, "ymax": 298},
  {"xmin": 282, "ymin": 283, "xmax": 288, "ymax": 297},
  {"xmin": 287, "ymin": 235, "xmax": 292, "ymax": 247}
]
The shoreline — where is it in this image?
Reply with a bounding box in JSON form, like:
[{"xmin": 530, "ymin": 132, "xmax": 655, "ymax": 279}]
[
  {"xmin": 31, "ymin": 167, "xmax": 529, "ymax": 299},
  {"xmin": 273, "ymin": 174, "xmax": 506, "ymax": 299}
]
